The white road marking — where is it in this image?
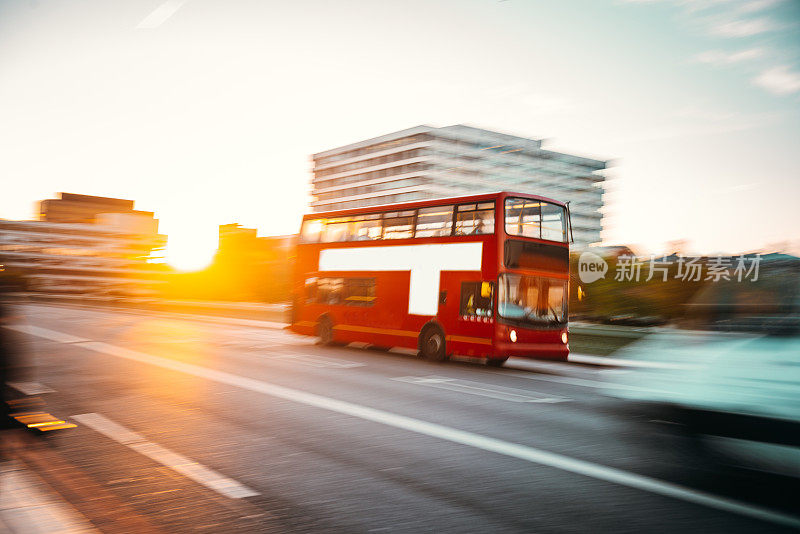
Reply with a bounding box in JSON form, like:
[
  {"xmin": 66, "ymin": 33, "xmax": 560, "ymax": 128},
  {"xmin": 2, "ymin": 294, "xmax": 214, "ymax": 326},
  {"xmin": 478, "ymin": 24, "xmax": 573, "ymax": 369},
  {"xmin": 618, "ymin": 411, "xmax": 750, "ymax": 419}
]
[
  {"xmin": 7, "ymin": 381, "xmax": 56, "ymax": 395},
  {"xmin": 71, "ymin": 413, "xmax": 259, "ymax": 499},
  {"xmin": 393, "ymin": 376, "xmax": 567, "ymax": 403},
  {"xmin": 4, "ymin": 324, "xmax": 89, "ymax": 343},
  {"xmin": 10, "ymin": 325, "xmax": 800, "ymax": 529},
  {"xmin": 0, "ymin": 460, "xmax": 99, "ymax": 533},
  {"xmin": 279, "ymin": 352, "xmax": 365, "ymax": 368}
]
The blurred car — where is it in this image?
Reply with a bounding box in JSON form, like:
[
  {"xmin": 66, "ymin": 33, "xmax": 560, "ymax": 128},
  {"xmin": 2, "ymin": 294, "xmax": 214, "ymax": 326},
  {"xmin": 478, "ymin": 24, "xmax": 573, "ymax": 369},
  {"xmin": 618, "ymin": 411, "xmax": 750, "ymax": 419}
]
[
  {"xmin": 603, "ymin": 254, "xmax": 800, "ymax": 477},
  {"xmin": 604, "ymin": 314, "xmax": 668, "ymax": 327}
]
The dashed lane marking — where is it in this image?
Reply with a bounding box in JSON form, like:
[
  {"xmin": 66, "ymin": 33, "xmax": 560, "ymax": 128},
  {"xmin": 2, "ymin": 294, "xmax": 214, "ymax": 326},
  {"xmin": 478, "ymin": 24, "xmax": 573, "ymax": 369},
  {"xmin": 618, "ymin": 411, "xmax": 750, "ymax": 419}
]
[
  {"xmin": 8, "ymin": 324, "xmax": 800, "ymax": 530},
  {"xmin": 7, "ymin": 381, "xmax": 56, "ymax": 395},
  {"xmin": 71, "ymin": 413, "xmax": 259, "ymax": 499}
]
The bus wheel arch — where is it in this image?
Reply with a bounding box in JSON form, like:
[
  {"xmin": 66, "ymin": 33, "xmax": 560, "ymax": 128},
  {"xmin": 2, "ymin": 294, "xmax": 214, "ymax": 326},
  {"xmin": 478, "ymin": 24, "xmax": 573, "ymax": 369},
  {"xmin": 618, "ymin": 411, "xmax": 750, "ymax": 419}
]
[
  {"xmin": 317, "ymin": 314, "xmax": 335, "ymax": 345},
  {"xmin": 419, "ymin": 322, "xmax": 448, "ymax": 362}
]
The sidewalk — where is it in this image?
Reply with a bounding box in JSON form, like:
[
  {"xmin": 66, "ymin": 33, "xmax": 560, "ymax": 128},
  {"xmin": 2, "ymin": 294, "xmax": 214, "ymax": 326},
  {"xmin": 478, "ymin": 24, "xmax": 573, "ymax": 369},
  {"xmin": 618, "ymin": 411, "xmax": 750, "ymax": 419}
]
[{"xmin": 0, "ymin": 460, "xmax": 98, "ymax": 533}]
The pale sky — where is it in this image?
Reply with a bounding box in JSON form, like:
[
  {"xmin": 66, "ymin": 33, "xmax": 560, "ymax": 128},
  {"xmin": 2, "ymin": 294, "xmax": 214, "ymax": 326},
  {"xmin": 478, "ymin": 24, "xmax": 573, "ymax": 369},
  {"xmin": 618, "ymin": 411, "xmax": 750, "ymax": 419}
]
[{"xmin": 1, "ymin": 0, "xmax": 798, "ymax": 269}]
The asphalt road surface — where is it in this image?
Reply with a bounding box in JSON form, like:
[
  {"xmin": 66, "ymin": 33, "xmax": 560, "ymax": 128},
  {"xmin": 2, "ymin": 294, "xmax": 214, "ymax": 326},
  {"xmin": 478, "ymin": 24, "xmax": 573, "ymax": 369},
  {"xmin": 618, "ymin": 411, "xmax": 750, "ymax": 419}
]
[{"xmin": 2, "ymin": 303, "xmax": 799, "ymax": 533}]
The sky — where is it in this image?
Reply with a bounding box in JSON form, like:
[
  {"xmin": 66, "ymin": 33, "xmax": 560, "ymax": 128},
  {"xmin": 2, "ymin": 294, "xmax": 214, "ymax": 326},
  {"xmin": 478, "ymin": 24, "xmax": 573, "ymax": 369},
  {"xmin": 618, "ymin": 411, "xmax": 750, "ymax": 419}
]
[{"xmin": 1, "ymin": 0, "xmax": 798, "ymax": 269}]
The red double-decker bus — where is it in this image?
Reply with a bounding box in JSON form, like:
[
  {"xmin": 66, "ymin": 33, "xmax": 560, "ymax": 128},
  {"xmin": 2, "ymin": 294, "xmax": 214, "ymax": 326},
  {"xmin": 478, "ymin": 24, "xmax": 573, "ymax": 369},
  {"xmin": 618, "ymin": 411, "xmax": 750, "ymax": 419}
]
[{"xmin": 289, "ymin": 191, "xmax": 571, "ymax": 365}]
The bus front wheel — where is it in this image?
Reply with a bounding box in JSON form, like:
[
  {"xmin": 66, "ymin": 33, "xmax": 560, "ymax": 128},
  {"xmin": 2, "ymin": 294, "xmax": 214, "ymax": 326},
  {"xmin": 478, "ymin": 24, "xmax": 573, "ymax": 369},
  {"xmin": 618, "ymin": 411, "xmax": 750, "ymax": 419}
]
[
  {"xmin": 486, "ymin": 357, "xmax": 509, "ymax": 367},
  {"xmin": 317, "ymin": 316, "xmax": 334, "ymax": 346},
  {"xmin": 419, "ymin": 326, "xmax": 447, "ymax": 362}
]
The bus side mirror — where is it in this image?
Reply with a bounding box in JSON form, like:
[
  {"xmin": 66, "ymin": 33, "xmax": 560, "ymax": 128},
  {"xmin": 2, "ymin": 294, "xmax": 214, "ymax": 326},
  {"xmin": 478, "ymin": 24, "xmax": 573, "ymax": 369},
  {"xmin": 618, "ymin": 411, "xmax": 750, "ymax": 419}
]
[{"xmin": 439, "ymin": 291, "xmax": 447, "ymax": 305}]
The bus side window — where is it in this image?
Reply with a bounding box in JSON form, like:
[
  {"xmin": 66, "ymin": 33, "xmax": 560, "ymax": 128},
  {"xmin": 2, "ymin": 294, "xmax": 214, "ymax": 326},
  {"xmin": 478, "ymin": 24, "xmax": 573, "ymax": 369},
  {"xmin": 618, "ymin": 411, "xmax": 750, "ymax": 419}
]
[
  {"xmin": 416, "ymin": 205, "xmax": 454, "ymax": 237},
  {"xmin": 351, "ymin": 215, "xmax": 382, "ymax": 241},
  {"xmin": 343, "ymin": 278, "xmax": 376, "ymax": 306},
  {"xmin": 455, "ymin": 202, "xmax": 495, "ymax": 236},
  {"xmin": 300, "ymin": 219, "xmax": 323, "ymax": 243},
  {"xmin": 305, "ymin": 277, "xmax": 317, "ymax": 304},
  {"xmin": 460, "ymin": 281, "xmax": 494, "ymax": 318},
  {"xmin": 383, "ymin": 211, "xmax": 415, "ymax": 239},
  {"xmin": 321, "ymin": 218, "xmax": 352, "ymax": 242},
  {"xmin": 318, "ymin": 277, "xmax": 344, "ymax": 304}
]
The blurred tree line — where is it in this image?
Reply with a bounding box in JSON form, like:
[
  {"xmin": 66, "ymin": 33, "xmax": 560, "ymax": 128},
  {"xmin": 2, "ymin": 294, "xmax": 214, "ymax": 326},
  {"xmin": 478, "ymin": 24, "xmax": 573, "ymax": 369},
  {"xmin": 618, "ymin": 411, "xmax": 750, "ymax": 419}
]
[
  {"xmin": 568, "ymin": 250, "xmax": 774, "ymax": 324},
  {"xmin": 569, "ymin": 251, "xmax": 713, "ymax": 324}
]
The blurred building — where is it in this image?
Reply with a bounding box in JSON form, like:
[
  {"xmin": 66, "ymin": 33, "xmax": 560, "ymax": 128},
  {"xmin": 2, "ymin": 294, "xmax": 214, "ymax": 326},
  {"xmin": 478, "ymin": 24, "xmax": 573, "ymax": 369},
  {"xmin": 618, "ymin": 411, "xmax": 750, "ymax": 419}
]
[
  {"xmin": 211, "ymin": 224, "xmax": 294, "ymax": 302},
  {"xmin": 39, "ymin": 193, "xmax": 157, "ymax": 230},
  {"xmin": 0, "ymin": 194, "xmax": 167, "ymax": 297},
  {"xmin": 217, "ymin": 224, "xmax": 294, "ymax": 259},
  {"xmin": 311, "ymin": 125, "xmax": 607, "ymax": 246}
]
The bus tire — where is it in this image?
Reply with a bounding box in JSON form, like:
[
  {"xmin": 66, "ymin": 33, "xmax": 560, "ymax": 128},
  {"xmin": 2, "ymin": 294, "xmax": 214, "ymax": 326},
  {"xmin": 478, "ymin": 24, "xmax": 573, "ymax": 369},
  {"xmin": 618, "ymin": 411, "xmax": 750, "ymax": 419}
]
[
  {"xmin": 419, "ymin": 325, "xmax": 447, "ymax": 362},
  {"xmin": 486, "ymin": 357, "xmax": 508, "ymax": 367},
  {"xmin": 317, "ymin": 315, "xmax": 335, "ymax": 346}
]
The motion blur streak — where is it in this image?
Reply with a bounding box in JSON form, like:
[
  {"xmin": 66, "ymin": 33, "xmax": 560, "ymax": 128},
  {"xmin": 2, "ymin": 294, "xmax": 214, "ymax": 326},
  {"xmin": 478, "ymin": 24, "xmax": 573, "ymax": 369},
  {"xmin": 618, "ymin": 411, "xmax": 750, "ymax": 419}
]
[
  {"xmin": 136, "ymin": 0, "xmax": 189, "ymax": 30},
  {"xmin": 9, "ymin": 324, "xmax": 800, "ymax": 530}
]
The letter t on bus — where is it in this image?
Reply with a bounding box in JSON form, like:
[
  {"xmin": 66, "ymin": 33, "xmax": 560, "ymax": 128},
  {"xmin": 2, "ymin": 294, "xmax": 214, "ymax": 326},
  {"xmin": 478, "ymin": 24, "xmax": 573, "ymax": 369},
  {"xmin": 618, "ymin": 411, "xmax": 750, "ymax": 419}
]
[{"xmin": 318, "ymin": 243, "xmax": 484, "ymax": 316}]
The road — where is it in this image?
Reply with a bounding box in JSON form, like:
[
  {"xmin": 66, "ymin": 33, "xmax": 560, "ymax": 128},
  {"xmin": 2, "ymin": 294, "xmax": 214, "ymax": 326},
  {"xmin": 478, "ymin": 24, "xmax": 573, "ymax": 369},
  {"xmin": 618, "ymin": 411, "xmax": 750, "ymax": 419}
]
[{"xmin": 2, "ymin": 303, "xmax": 798, "ymax": 533}]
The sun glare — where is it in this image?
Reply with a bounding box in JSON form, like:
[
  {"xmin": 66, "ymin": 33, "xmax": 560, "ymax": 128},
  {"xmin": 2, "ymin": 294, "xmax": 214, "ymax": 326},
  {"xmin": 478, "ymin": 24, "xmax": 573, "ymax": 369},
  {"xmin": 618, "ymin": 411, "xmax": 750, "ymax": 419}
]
[{"xmin": 166, "ymin": 230, "xmax": 218, "ymax": 272}]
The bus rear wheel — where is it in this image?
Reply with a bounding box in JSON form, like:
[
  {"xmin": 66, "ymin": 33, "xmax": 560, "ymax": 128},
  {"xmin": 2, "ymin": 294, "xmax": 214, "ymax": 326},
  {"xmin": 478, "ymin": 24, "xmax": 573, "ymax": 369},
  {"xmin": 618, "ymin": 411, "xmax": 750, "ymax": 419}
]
[
  {"xmin": 419, "ymin": 326, "xmax": 447, "ymax": 362},
  {"xmin": 486, "ymin": 357, "xmax": 509, "ymax": 367},
  {"xmin": 317, "ymin": 316, "xmax": 334, "ymax": 346}
]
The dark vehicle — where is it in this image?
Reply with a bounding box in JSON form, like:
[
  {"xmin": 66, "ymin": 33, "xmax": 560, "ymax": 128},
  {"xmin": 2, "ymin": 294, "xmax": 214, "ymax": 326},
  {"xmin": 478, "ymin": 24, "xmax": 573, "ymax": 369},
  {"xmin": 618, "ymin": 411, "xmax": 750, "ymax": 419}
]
[{"xmin": 603, "ymin": 254, "xmax": 800, "ymax": 477}]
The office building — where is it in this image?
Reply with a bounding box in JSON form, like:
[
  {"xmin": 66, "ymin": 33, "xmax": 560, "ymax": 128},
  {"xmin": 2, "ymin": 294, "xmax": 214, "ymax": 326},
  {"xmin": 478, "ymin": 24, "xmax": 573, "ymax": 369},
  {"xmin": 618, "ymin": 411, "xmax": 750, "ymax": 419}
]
[
  {"xmin": 0, "ymin": 194, "xmax": 167, "ymax": 296},
  {"xmin": 311, "ymin": 125, "xmax": 607, "ymax": 246}
]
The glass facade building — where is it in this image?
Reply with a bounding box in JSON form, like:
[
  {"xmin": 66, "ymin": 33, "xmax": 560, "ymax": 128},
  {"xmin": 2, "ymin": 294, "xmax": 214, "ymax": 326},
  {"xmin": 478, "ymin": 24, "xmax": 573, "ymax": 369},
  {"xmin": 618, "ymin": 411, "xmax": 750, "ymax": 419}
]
[{"xmin": 311, "ymin": 125, "xmax": 607, "ymax": 246}]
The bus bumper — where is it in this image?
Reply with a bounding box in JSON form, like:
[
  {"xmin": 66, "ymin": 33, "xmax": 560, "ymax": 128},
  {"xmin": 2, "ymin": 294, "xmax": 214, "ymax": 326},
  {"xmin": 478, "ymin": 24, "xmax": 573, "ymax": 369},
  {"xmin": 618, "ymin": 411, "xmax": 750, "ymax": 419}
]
[{"xmin": 494, "ymin": 341, "xmax": 569, "ymax": 361}]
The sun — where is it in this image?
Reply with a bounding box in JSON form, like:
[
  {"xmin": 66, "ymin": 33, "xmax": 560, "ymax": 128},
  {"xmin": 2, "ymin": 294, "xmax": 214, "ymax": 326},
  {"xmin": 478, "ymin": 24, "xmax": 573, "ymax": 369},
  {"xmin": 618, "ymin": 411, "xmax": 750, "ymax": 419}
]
[{"xmin": 166, "ymin": 230, "xmax": 218, "ymax": 272}]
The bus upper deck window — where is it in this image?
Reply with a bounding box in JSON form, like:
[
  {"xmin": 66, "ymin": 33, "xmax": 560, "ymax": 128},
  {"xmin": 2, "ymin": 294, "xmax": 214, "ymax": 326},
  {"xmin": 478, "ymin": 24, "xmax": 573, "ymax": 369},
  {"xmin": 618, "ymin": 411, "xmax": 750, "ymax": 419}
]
[
  {"xmin": 383, "ymin": 211, "xmax": 415, "ymax": 239},
  {"xmin": 455, "ymin": 202, "xmax": 495, "ymax": 235},
  {"xmin": 300, "ymin": 219, "xmax": 323, "ymax": 243},
  {"xmin": 320, "ymin": 217, "xmax": 353, "ymax": 243},
  {"xmin": 351, "ymin": 214, "xmax": 382, "ymax": 241},
  {"xmin": 416, "ymin": 206, "xmax": 454, "ymax": 237},
  {"xmin": 540, "ymin": 203, "xmax": 566, "ymax": 242},
  {"xmin": 505, "ymin": 197, "xmax": 566, "ymax": 242}
]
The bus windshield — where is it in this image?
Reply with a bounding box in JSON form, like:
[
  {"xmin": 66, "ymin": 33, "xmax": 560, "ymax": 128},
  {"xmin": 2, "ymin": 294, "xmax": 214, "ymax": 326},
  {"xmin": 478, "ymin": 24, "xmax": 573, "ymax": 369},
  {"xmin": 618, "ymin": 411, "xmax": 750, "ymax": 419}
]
[
  {"xmin": 504, "ymin": 197, "xmax": 567, "ymax": 242},
  {"xmin": 498, "ymin": 273, "xmax": 567, "ymax": 325}
]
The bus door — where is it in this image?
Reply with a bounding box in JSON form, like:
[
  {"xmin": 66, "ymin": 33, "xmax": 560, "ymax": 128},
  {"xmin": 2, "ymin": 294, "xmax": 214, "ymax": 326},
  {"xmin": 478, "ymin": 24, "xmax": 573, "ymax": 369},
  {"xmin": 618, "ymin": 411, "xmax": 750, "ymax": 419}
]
[{"xmin": 441, "ymin": 274, "xmax": 494, "ymax": 357}]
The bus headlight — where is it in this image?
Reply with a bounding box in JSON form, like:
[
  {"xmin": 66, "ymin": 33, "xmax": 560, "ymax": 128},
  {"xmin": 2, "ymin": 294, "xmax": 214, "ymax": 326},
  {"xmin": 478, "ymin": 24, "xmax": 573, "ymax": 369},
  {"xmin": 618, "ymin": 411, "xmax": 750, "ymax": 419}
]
[
  {"xmin": 510, "ymin": 329, "xmax": 517, "ymax": 342},
  {"xmin": 561, "ymin": 332, "xmax": 568, "ymax": 344}
]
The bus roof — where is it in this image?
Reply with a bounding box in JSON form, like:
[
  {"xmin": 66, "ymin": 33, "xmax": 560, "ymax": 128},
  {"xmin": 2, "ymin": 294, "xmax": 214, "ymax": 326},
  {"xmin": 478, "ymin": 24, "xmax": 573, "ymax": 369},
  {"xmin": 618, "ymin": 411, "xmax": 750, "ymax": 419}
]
[{"xmin": 303, "ymin": 191, "xmax": 566, "ymax": 220}]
